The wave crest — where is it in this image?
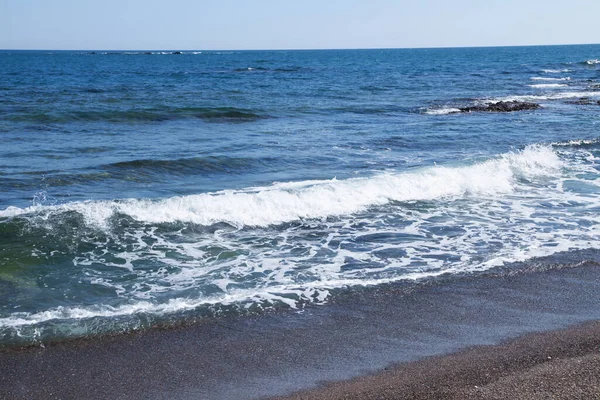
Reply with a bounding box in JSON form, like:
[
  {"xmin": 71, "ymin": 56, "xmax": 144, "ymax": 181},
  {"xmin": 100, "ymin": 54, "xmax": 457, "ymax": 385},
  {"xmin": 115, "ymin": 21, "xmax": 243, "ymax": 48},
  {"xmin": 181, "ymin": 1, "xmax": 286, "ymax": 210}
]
[
  {"xmin": 528, "ymin": 84, "xmax": 568, "ymax": 88},
  {"xmin": 105, "ymin": 155, "xmax": 274, "ymax": 176},
  {"xmin": 0, "ymin": 146, "xmax": 562, "ymax": 229},
  {"xmin": 542, "ymin": 69, "xmax": 570, "ymax": 73},
  {"xmin": 530, "ymin": 77, "xmax": 570, "ymax": 81}
]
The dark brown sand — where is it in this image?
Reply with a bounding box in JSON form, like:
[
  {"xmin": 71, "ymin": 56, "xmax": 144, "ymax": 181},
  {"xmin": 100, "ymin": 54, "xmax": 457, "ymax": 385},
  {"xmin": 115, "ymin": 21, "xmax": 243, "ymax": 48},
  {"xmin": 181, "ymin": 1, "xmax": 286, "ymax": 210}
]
[
  {"xmin": 1, "ymin": 261, "xmax": 599, "ymax": 399},
  {"xmin": 277, "ymin": 321, "xmax": 600, "ymax": 400}
]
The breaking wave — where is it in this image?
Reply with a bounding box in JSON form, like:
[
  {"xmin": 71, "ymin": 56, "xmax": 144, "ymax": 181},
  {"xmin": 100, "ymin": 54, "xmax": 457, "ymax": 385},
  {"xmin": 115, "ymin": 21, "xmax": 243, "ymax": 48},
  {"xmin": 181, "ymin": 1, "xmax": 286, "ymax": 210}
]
[
  {"xmin": 542, "ymin": 69, "xmax": 570, "ymax": 73},
  {"xmin": 493, "ymin": 91, "xmax": 600, "ymax": 103},
  {"xmin": 0, "ymin": 145, "xmax": 562, "ymax": 229},
  {"xmin": 424, "ymin": 107, "xmax": 462, "ymax": 115},
  {"xmin": 528, "ymin": 84, "xmax": 568, "ymax": 88},
  {"xmin": 3, "ymin": 143, "xmax": 600, "ymax": 346},
  {"xmin": 425, "ymin": 90, "xmax": 600, "ymax": 115},
  {"xmin": 530, "ymin": 77, "xmax": 571, "ymax": 81}
]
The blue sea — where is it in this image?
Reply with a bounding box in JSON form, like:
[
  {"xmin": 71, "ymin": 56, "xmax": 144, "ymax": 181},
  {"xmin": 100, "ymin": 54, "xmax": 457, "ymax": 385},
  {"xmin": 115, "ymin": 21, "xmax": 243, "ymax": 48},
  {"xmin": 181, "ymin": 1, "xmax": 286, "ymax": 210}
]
[{"xmin": 1, "ymin": 45, "xmax": 600, "ymax": 346}]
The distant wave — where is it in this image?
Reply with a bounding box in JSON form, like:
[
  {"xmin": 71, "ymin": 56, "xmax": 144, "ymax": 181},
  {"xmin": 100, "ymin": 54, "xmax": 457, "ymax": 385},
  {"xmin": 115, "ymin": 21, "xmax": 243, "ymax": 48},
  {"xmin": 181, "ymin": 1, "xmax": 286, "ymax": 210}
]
[
  {"xmin": 424, "ymin": 107, "xmax": 462, "ymax": 115},
  {"xmin": 530, "ymin": 77, "xmax": 570, "ymax": 81},
  {"xmin": 233, "ymin": 66, "xmax": 307, "ymax": 73},
  {"xmin": 6, "ymin": 107, "xmax": 268, "ymax": 124},
  {"xmin": 493, "ymin": 91, "xmax": 600, "ymax": 103},
  {"xmin": 85, "ymin": 51, "xmax": 206, "ymax": 56},
  {"xmin": 105, "ymin": 156, "xmax": 276, "ymax": 176},
  {"xmin": 234, "ymin": 67, "xmax": 269, "ymax": 72},
  {"xmin": 585, "ymin": 59, "xmax": 600, "ymax": 65},
  {"xmin": 542, "ymin": 69, "xmax": 570, "ymax": 73},
  {"xmin": 1, "ymin": 156, "xmax": 282, "ymax": 190},
  {"xmin": 551, "ymin": 138, "xmax": 600, "ymax": 148},
  {"xmin": 528, "ymin": 83, "xmax": 568, "ymax": 89}
]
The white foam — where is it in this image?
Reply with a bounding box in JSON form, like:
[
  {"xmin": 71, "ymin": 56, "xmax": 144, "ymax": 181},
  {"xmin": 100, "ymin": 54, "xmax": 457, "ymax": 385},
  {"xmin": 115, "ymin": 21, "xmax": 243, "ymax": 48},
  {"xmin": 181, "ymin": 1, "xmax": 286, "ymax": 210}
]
[
  {"xmin": 425, "ymin": 107, "xmax": 462, "ymax": 115},
  {"xmin": 586, "ymin": 59, "xmax": 600, "ymax": 65},
  {"xmin": 6, "ymin": 145, "xmax": 600, "ymax": 336},
  {"xmin": 528, "ymin": 84, "xmax": 568, "ymax": 89},
  {"xmin": 0, "ymin": 146, "xmax": 562, "ymax": 229},
  {"xmin": 0, "ymin": 264, "xmax": 457, "ymax": 329},
  {"xmin": 0, "ymin": 206, "xmax": 28, "ymax": 218},
  {"xmin": 542, "ymin": 69, "xmax": 570, "ymax": 73},
  {"xmin": 530, "ymin": 77, "xmax": 570, "ymax": 81},
  {"xmin": 552, "ymin": 138, "xmax": 599, "ymax": 147},
  {"xmin": 492, "ymin": 91, "xmax": 600, "ymax": 103},
  {"xmin": 0, "ymin": 291, "xmax": 283, "ymax": 328}
]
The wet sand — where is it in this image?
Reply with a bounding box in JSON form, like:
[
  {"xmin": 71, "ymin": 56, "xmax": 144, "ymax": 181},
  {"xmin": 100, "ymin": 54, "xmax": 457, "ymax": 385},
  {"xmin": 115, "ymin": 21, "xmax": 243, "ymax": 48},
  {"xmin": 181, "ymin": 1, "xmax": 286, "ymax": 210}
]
[
  {"xmin": 277, "ymin": 321, "xmax": 600, "ymax": 400},
  {"xmin": 1, "ymin": 260, "xmax": 599, "ymax": 399}
]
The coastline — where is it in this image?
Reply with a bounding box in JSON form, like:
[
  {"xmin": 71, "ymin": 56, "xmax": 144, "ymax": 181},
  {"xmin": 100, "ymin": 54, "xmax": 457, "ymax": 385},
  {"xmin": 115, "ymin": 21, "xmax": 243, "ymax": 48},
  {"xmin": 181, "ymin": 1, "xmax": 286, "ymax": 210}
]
[
  {"xmin": 1, "ymin": 259, "xmax": 599, "ymax": 399},
  {"xmin": 277, "ymin": 320, "xmax": 600, "ymax": 400}
]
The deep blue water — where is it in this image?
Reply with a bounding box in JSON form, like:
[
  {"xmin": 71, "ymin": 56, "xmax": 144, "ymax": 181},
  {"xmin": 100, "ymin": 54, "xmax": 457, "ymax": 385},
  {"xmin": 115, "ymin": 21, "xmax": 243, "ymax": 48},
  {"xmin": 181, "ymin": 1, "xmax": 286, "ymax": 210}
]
[{"xmin": 1, "ymin": 45, "xmax": 600, "ymax": 346}]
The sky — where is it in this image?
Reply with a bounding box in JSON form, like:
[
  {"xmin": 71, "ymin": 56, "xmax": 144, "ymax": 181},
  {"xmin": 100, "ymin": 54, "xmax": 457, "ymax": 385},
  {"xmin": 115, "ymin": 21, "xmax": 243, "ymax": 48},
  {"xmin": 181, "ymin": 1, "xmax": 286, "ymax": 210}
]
[{"xmin": 1, "ymin": 0, "xmax": 599, "ymax": 50}]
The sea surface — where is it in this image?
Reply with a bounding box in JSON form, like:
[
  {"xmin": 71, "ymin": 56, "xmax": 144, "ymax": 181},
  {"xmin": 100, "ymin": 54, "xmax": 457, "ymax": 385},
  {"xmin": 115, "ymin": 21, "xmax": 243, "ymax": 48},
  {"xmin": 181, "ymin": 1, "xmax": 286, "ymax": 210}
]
[{"xmin": 1, "ymin": 45, "xmax": 599, "ymax": 347}]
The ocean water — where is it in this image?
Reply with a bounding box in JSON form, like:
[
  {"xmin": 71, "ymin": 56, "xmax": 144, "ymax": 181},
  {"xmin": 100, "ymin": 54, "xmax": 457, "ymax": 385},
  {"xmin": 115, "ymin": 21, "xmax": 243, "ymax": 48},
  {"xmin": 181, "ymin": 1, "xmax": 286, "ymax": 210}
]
[{"xmin": 1, "ymin": 45, "xmax": 600, "ymax": 346}]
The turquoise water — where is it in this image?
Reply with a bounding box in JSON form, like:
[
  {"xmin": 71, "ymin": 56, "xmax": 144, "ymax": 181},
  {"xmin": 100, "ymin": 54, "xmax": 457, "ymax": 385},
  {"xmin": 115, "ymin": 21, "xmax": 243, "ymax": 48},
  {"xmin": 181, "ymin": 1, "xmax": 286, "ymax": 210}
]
[{"xmin": 1, "ymin": 45, "xmax": 600, "ymax": 345}]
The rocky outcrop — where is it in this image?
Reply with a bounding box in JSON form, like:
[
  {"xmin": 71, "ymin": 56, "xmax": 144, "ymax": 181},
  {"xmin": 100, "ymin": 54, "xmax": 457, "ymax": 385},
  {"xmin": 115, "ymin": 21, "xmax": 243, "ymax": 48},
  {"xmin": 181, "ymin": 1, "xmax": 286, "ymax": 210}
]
[{"xmin": 459, "ymin": 101, "xmax": 541, "ymax": 113}]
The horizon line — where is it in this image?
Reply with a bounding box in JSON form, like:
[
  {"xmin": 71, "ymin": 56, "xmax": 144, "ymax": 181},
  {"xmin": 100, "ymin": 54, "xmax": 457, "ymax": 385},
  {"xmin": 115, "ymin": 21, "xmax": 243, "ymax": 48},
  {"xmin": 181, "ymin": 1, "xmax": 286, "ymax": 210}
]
[{"xmin": 2, "ymin": 42, "xmax": 599, "ymax": 52}]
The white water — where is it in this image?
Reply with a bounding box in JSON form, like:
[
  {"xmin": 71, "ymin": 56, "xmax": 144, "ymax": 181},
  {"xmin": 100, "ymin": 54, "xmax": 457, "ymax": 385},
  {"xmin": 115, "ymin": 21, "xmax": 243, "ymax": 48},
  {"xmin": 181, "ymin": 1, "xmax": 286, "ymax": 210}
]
[
  {"xmin": 424, "ymin": 107, "xmax": 462, "ymax": 115},
  {"xmin": 0, "ymin": 146, "xmax": 562, "ymax": 228},
  {"xmin": 425, "ymin": 89, "xmax": 600, "ymax": 115},
  {"xmin": 3, "ymin": 145, "xmax": 600, "ymax": 335},
  {"xmin": 528, "ymin": 84, "xmax": 568, "ymax": 88},
  {"xmin": 493, "ymin": 91, "xmax": 600, "ymax": 103},
  {"xmin": 530, "ymin": 77, "xmax": 570, "ymax": 81}
]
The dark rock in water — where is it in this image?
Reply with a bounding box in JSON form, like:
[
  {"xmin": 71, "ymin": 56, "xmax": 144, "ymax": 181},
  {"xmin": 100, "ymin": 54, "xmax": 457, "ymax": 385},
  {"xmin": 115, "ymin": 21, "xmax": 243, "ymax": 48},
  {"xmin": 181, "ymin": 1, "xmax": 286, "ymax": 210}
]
[
  {"xmin": 566, "ymin": 97, "xmax": 594, "ymax": 105},
  {"xmin": 144, "ymin": 52, "xmax": 152, "ymax": 55},
  {"xmin": 565, "ymin": 97, "xmax": 600, "ymax": 105},
  {"xmin": 172, "ymin": 51, "xmax": 183, "ymax": 55},
  {"xmin": 459, "ymin": 101, "xmax": 541, "ymax": 113}
]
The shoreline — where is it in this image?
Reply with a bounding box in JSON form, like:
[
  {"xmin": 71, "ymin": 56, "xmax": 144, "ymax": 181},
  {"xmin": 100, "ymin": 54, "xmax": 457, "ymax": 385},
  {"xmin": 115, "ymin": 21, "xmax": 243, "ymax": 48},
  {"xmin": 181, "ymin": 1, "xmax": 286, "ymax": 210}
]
[
  {"xmin": 276, "ymin": 320, "xmax": 600, "ymax": 400},
  {"xmin": 1, "ymin": 261, "xmax": 599, "ymax": 399}
]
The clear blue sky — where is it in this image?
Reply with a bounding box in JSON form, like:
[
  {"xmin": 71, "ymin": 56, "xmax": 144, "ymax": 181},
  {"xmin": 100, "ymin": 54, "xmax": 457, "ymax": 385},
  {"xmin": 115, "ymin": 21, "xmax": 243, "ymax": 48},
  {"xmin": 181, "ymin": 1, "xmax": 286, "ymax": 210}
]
[{"xmin": 1, "ymin": 0, "xmax": 599, "ymax": 50}]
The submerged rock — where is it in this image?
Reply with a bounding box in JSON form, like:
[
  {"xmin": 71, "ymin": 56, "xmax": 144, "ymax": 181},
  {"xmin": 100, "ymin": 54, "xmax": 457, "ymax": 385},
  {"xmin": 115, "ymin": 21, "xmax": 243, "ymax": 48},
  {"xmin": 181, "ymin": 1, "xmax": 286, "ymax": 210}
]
[
  {"xmin": 565, "ymin": 97, "xmax": 600, "ymax": 105},
  {"xmin": 459, "ymin": 101, "xmax": 541, "ymax": 113}
]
